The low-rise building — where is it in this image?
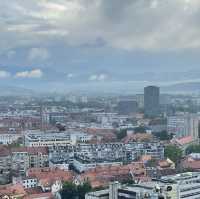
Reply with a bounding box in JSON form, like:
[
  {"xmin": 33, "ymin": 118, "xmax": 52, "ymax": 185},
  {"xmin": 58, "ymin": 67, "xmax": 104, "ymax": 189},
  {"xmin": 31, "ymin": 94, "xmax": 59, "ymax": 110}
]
[
  {"xmin": 13, "ymin": 176, "xmax": 38, "ymax": 189},
  {"xmin": 27, "ymin": 167, "xmax": 73, "ymax": 193},
  {"xmin": 86, "ymin": 172, "xmax": 200, "ymax": 199},
  {"xmin": 25, "ymin": 132, "xmax": 72, "ymax": 147},
  {"xmin": 25, "ymin": 131, "xmax": 92, "ymax": 147},
  {"xmin": 86, "ymin": 181, "xmax": 167, "ymax": 199},
  {"xmin": 73, "ymin": 157, "xmax": 123, "ymax": 173},
  {"xmin": 75, "ymin": 162, "xmax": 147, "ymax": 188},
  {"xmin": 182, "ymin": 153, "xmax": 200, "ymax": 171},
  {"xmin": 0, "ymin": 132, "xmax": 22, "ymax": 145}
]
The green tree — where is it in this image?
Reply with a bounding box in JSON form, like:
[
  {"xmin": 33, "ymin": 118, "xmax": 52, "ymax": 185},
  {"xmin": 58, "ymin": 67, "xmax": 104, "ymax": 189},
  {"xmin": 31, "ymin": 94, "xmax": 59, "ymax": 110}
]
[
  {"xmin": 164, "ymin": 145, "xmax": 182, "ymax": 165},
  {"xmin": 134, "ymin": 126, "xmax": 146, "ymax": 133},
  {"xmin": 153, "ymin": 131, "xmax": 171, "ymax": 141},
  {"xmin": 121, "ymin": 177, "xmax": 135, "ymax": 185},
  {"xmin": 186, "ymin": 144, "xmax": 200, "ymax": 155},
  {"xmin": 116, "ymin": 129, "xmax": 127, "ymax": 140},
  {"xmin": 77, "ymin": 182, "xmax": 92, "ymax": 199},
  {"xmin": 60, "ymin": 181, "xmax": 92, "ymax": 199},
  {"xmin": 60, "ymin": 182, "xmax": 77, "ymax": 199}
]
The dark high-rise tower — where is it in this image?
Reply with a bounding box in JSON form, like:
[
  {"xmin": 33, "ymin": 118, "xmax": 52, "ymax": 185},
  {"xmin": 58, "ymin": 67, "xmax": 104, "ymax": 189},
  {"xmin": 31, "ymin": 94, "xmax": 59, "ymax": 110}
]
[{"xmin": 144, "ymin": 86, "xmax": 160, "ymax": 117}]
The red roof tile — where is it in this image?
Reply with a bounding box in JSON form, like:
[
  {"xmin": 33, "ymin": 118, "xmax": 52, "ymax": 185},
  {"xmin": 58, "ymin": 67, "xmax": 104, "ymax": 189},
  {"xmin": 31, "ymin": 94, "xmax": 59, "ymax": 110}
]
[
  {"xmin": 11, "ymin": 147, "xmax": 48, "ymax": 155},
  {"xmin": 24, "ymin": 192, "xmax": 53, "ymax": 199},
  {"xmin": 27, "ymin": 167, "xmax": 73, "ymax": 186},
  {"xmin": 175, "ymin": 136, "xmax": 194, "ymax": 145}
]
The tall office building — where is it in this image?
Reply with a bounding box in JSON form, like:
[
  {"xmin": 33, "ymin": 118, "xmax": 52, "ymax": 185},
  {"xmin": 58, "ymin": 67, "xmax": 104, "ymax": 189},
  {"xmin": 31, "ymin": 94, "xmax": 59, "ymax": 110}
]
[{"xmin": 144, "ymin": 86, "xmax": 160, "ymax": 117}]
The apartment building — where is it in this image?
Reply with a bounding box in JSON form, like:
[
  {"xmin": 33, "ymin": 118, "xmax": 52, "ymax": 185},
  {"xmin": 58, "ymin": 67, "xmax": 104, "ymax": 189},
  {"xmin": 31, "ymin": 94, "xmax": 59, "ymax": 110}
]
[
  {"xmin": 73, "ymin": 157, "xmax": 123, "ymax": 173},
  {"xmin": 125, "ymin": 142, "xmax": 164, "ymax": 161},
  {"xmin": 76, "ymin": 143, "xmax": 126, "ymax": 162},
  {"xmin": 167, "ymin": 114, "xmax": 199, "ymax": 139},
  {"xmin": 25, "ymin": 131, "xmax": 92, "ymax": 147},
  {"xmin": 0, "ymin": 145, "xmax": 49, "ymax": 182},
  {"xmin": 11, "ymin": 147, "xmax": 49, "ymax": 174},
  {"xmin": 25, "ymin": 132, "xmax": 72, "ymax": 147},
  {"xmin": 0, "ymin": 146, "xmax": 11, "ymax": 184}
]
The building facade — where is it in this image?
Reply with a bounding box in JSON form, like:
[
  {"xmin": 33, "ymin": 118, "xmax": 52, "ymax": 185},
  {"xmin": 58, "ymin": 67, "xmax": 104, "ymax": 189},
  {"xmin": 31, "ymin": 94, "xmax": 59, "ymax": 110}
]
[
  {"xmin": 25, "ymin": 132, "xmax": 72, "ymax": 147},
  {"xmin": 167, "ymin": 114, "xmax": 199, "ymax": 139},
  {"xmin": 144, "ymin": 86, "xmax": 160, "ymax": 117},
  {"xmin": 86, "ymin": 172, "xmax": 200, "ymax": 199}
]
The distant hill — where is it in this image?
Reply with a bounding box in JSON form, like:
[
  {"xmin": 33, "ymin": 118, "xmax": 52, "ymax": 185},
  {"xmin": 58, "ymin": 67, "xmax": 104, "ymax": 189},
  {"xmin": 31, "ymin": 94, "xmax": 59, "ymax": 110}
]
[
  {"xmin": 162, "ymin": 82, "xmax": 200, "ymax": 93},
  {"xmin": 0, "ymin": 86, "xmax": 34, "ymax": 96}
]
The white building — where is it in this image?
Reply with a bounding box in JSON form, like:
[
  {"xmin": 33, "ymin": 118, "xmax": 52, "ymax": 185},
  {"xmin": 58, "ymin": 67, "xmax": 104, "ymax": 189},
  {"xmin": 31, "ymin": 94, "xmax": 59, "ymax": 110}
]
[
  {"xmin": 0, "ymin": 133, "xmax": 21, "ymax": 145},
  {"xmin": 86, "ymin": 181, "xmax": 166, "ymax": 199},
  {"xmin": 25, "ymin": 131, "xmax": 92, "ymax": 147},
  {"xmin": 70, "ymin": 132, "xmax": 93, "ymax": 145},
  {"xmin": 25, "ymin": 132, "xmax": 72, "ymax": 147},
  {"xmin": 13, "ymin": 176, "xmax": 38, "ymax": 189},
  {"xmin": 73, "ymin": 158, "xmax": 122, "ymax": 173},
  {"xmin": 86, "ymin": 172, "xmax": 200, "ymax": 199},
  {"xmin": 167, "ymin": 114, "xmax": 199, "ymax": 139}
]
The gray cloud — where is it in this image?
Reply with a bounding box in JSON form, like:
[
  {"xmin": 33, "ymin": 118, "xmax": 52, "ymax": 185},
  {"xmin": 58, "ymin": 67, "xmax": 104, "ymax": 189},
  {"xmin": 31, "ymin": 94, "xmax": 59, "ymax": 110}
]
[{"xmin": 1, "ymin": 0, "xmax": 200, "ymax": 54}]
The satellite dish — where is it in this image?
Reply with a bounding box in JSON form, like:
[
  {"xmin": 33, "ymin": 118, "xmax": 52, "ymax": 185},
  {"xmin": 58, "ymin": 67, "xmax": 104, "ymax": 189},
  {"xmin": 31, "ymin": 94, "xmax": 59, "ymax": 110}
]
[{"xmin": 166, "ymin": 186, "xmax": 172, "ymax": 191}]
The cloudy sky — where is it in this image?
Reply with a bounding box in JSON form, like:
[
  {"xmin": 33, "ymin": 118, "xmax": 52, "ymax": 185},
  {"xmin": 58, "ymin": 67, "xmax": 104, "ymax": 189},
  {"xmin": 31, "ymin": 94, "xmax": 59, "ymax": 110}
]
[{"xmin": 1, "ymin": 0, "xmax": 200, "ymax": 93}]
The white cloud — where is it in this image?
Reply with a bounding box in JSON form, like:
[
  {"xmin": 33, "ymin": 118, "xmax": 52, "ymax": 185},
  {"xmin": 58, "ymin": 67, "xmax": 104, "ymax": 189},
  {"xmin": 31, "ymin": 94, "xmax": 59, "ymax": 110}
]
[
  {"xmin": 67, "ymin": 73, "xmax": 75, "ymax": 79},
  {"xmin": 28, "ymin": 48, "xmax": 50, "ymax": 61},
  {"xmin": 89, "ymin": 74, "xmax": 108, "ymax": 81},
  {"xmin": 98, "ymin": 74, "xmax": 107, "ymax": 81},
  {"xmin": 0, "ymin": 71, "xmax": 11, "ymax": 78},
  {"xmin": 15, "ymin": 69, "xmax": 43, "ymax": 78},
  {"xmin": 89, "ymin": 75, "xmax": 98, "ymax": 81}
]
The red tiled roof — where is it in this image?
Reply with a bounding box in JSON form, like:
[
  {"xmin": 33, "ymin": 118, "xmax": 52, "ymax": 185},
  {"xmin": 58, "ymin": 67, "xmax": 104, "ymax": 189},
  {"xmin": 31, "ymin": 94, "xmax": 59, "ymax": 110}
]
[
  {"xmin": 122, "ymin": 133, "xmax": 152, "ymax": 144},
  {"xmin": 27, "ymin": 167, "xmax": 73, "ymax": 186},
  {"xmin": 0, "ymin": 145, "xmax": 10, "ymax": 157},
  {"xmin": 24, "ymin": 192, "xmax": 53, "ymax": 199},
  {"xmin": 175, "ymin": 136, "xmax": 194, "ymax": 145},
  {"xmin": 25, "ymin": 187, "xmax": 43, "ymax": 194},
  {"xmin": 11, "ymin": 147, "xmax": 48, "ymax": 155},
  {"xmin": 0, "ymin": 184, "xmax": 26, "ymax": 196},
  {"xmin": 78, "ymin": 162, "xmax": 146, "ymax": 188},
  {"xmin": 183, "ymin": 157, "xmax": 200, "ymax": 170}
]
